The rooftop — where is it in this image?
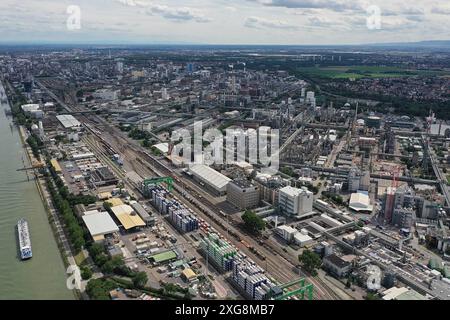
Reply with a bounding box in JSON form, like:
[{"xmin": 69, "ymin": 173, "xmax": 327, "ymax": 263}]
[
  {"xmin": 56, "ymin": 114, "xmax": 81, "ymax": 128},
  {"xmin": 82, "ymin": 211, "xmax": 119, "ymax": 237},
  {"xmin": 189, "ymin": 164, "xmax": 231, "ymax": 190},
  {"xmin": 349, "ymin": 191, "xmax": 373, "ymax": 212},
  {"xmin": 110, "ymin": 204, "xmax": 146, "ymax": 230},
  {"xmin": 230, "ymin": 179, "xmax": 257, "ymax": 190},
  {"xmin": 324, "ymin": 254, "xmax": 351, "ymax": 269},
  {"xmin": 279, "ymin": 186, "xmax": 312, "ymax": 197},
  {"xmin": 149, "ymin": 250, "xmax": 177, "ymax": 264}
]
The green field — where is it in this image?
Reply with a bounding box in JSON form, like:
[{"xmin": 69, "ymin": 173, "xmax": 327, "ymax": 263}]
[{"xmin": 296, "ymin": 65, "xmax": 449, "ymax": 80}]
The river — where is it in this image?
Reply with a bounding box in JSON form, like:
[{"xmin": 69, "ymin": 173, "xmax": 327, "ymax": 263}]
[{"xmin": 0, "ymin": 84, "xmax": 74, "ymax": 300}]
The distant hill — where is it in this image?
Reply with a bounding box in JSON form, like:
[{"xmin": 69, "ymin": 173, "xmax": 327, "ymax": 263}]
[{"xmin": 365, "ymin": 40, "xmax": 450, "ymax": 48}]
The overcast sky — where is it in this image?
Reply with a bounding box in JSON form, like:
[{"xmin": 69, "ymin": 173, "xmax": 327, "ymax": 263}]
[{"xmin": 1, "ymin": 0, "xmax": 449, "ymax": 45}]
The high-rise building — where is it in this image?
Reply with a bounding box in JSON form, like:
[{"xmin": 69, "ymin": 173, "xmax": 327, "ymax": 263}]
[
  {"xmin": 278, "ymin": 186, "xmax": 313, "ymax": 216},
  {"xmin": 348, "ymin": 167, "xmax": 362, "ymax": 192},
  {"xmin": 116, "ymin": 61, "xmax": 124, "ymax": 74},
  {"xmin": 186, "ymin": 62, "xmax": 196, "ymax": 74},
  {"xmin": 162, "ymin": 87, "xmax": 169, "ymax": 100}
]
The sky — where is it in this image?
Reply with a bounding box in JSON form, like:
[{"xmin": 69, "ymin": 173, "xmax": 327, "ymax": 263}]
[{"xmin": 0, "ymin": 0, "xmax": 449, "ymax": 45}]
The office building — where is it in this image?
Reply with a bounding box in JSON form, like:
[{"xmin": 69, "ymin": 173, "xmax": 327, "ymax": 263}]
[
  {"xmin": 278, "ymin": 186, "xmax": 313, "ymax": 216},
  {"xmin": 226, "ymin": 179, "xmax": 259, "ymax": 210}
]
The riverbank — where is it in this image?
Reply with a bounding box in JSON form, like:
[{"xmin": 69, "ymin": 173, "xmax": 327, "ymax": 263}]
[
  {"xmin": 0, "ymin": 83, "xmax": 74, "ymax": 299},
  {"xmin": 17, "ymin": 123, "xmax": 80, "ymax": 300}
]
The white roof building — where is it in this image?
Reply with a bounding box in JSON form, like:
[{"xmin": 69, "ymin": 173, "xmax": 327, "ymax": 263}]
[
  {"xmin": 82, "ymin": 211, "xmax": 119, "ymax": 241},
  {"xmin": 276, "ymin": 225, "xmax": 297, "ymax": 242},
  {"xmin": 153, "ymin": 142, "xmax": 169, "ymax": 154},
  {"xmin": 21, "ymin": 104, "xmax": 40, "ymax": 112},
  {"xmin": 279, "ymin": 186, "xmax": 313, "ymax": 216},
  {"xmin": 189, "ymin": 164, "xmax": 231, "ymax": 194},
  {"xmin": 56, "ymin": 114, "xmax": 81, "ymax": 129},
  {"xmin": 349, "ymin": 191, "xmax": 373, "ymax": 212},
  {"xmin": 294, "ymin": 232, "xmax": 313, "ymax": 246}
]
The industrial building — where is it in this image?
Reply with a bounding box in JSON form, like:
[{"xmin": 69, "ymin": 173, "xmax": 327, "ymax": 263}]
[
  {"xmin": 189, "ymin": 164, "xmax": 231, "ymax": 195},
  {"xmin": 322, "ymin": 254, "xmax": 352, "ymax": 278},
  {"xmin": 145, "ymin": 185, "xmax": 199, "ymax": 233},
  {"xmin": 231, "ymin": 253, "xmax": 277, "ymax": 300},
  {"xmin": 200, "ymin": 233, "xmax": 237, "ymax": 272},
  {"xmin": 275, "ymin": 225, "xmax": 313, "ymax": 246},
  {"xmin": 82, "ymin": 210, "xmax": 120, "ymax": 242},
  {"xmin": 109, "ymin": 204, "xmax": 146, "ymax": 230},
  {"xmin": 278, "ymin": 186, "xmax": 313, "ymax": 216},
  {"xmin": 148, "ymin": 250, "xmax": 178, "ymax": 265},
  {"xmin": 349, "ymin": 191, "xmax": 373, "ymax": 213},
  {"xmin": 56, "ymin": 114, "xmax": 81, "ymax": 129},
  {"xmin": 130, "ymin": 201, "xmax": 156, "ymax": 226},
  {"xmin": 21, "ymin": 103, "xmax": 43, "ymax": 118},
  {"xmin": 226, "ymin": 179, "xmax": 260, "ymax": 210},
  {"xmin": 381, "ymin": 286, "xmax": 429, "ymax": 300}
]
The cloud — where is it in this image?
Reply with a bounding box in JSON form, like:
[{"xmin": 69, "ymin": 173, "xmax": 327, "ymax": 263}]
[
  {"xmin": 114, "ymin": 0, "xmax": 149, "ymax": 7},
  {"xmin": 431, "ymin": 6, "xmax": 450, "ymax": 15},
  {"xmin": 383, "ymin": 6, "xmax": 425, "ymax": 16},
  {"xmin": 225, "ymin": 6, "xmax": 237, "ymax": 12},
  {"xmin": 244, "ymin": 16, "xmax": 298, "ymax": 30},
  {"xmin": 147, "ymin": 5, "xmax": 212, "ymax": 22},
  {"xmin": 112, "ymin": 0, "xmax": 212, "ymax": 23},
  {"xmin": 249, "ymin": 0, "xmax": 362, "ymax": 12}
]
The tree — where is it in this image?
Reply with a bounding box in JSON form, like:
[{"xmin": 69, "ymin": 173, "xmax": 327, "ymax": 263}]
[
  {"xmin": 298, "ymin": 250, "xmax": 322, "ymax": 276},
  {"xmin": 81, "ymin": 266, "xmax": 93, "ymax": 280},
  {"xmin": 132, "ymin": 271, "xmax": 148, "ymax": 289},
  {"xmin": 241, "ymin": 210, "xmax": 266, "ymax": 234},
  {"xmin": 101, "ymin": 256, "xmax": 126, "ymax": 275},
  {"xmin": 86, "ymin": 278, "xmax": 116, "ymax": 300},
  {"xmin": 365, "ymin": 292, "xmax": 380, "ymax": 300}
]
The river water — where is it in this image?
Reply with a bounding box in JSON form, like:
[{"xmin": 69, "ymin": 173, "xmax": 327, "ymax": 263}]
[{"xmin": 0, "ymin": 85, "xmax": 74, "ymax": 299}]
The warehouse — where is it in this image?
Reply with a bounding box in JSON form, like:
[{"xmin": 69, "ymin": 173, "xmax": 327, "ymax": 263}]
[
  {"xmin": 110, "ymin": 204, "xmax": 146, "ymax": 230},
  {"xmin": 82, "ymin": 211, "xmax": 119, "ymax": 242},
  {"xmin": 50, "ymin": 158, "xmax": 62, "ymax": 173},
  {"xmin": 56, "ymin": 114, "xmax": 81, "ymax": 129},
  {"xmin": 349, "ymin": 191, "xmax": 373, "ymax": 213},
  {"xmin": 148, "ymin": 250, "xmax": 178, "ymax": 265},
  {"xmin": 130, "ymin": 201, "xmax": 155, "ymax": 226},
  {"xmin": 188, "ymin": 164, "xmax": 231, "ymax": 196}
]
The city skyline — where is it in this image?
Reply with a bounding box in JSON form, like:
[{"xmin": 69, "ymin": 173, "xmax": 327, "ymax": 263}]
[{"xmin": 1, "ymin": 0, "xmax": 450, "ymax": 45}]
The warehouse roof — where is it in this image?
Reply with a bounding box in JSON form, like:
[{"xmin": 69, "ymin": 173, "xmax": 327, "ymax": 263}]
[
  {"xmin": 182, "ymin": 268, "xmax": 196, "ymax": 280},
  {"xmin": 153, "ymin": 143, "xmax": 169, "ymax": 154},
  {"xmin": 149, "ymin": 250, "xmax": 177, "ymax": 264},
  {"xmin": 56, "ymin": 114, "xmax": 81, "ymax": 128},
  {"xmin": 106, "ymin": 198, "xmax": 124, "ymax": 207},
  {"xmin": 50, "ymin": 159, "xmax": 62, "ymax": 173},
  {"xmin": 82, "ymin": 211, "xmax": 119, "ymax": 238},
  {"xmin": 349, "ymin": 191, "xmax": 373, "ymax": 212},
  {"xmin": 189, "ymin": 164, "xmax": 231, "ymax": 190},
  {"xmin": 110, "ymin": 204, "xmax": 146, "ymax": 230}
]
